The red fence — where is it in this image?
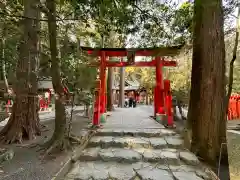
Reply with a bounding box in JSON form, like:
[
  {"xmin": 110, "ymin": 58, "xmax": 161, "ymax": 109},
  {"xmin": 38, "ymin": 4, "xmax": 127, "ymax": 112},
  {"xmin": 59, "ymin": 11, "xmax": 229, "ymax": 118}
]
[{"xmin": 228, "ymin": 94, "xmax": 240, "ymax": 120}]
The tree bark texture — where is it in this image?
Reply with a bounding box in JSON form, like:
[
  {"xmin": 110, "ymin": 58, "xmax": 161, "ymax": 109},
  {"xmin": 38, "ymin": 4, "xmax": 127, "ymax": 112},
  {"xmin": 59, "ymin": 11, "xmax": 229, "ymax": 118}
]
[
  {"xmin": 45, "ymin": 0, "xmax": 68, "ymax": 151},
  {"xmin": 190, "ymin": 0, "xmax": 227, "ymax": 164},
  {"xmin": 0, "ymin": 1, "xmax": 9, "ymax": 100},
  {"xmin": 225, "ymin": 7, "xmax": 240, "ymax": 114},
  {"xmin": 119, "ymin": 67, "xmax": 125, "ymax": 107},
  {"xmin": 0, "ymin": 27, "xmax": 9, "ymax": 92},
  {"xmin": 107, "ymin": 67, "xmax": 113, "ymax": 111},
  {"xmin": 146, "ymin": 91, "xmax": 149, "ymax": 105},
  {"xmin": 186, "ymin": 0, "xmax": 204, "ymax": 151},
  {"xmin": 0, "ymin": 0, "xmax": 41, "ymax": 143}
]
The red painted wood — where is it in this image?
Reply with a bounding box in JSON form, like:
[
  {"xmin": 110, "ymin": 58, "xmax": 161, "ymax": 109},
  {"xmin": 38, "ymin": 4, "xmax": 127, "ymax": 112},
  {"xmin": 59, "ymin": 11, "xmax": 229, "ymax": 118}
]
[
  {"xmin": 80, "ymin": 46, "xmax": 183, "ymax": 57},
  {"xmin": 164, "ymin": 79, "xmax": 173, "ymax": 126},
  {"xmin": 93, "ymin": 80, "xmax": 101, "ymax": 125},
  {"xmin": 89, "ymin": 60, "xmax": 177, "ymax": 67},
  {"xmin": 228, "ymin": 95, "xmax": 240, "ymax": 120},
  {"xmin": 100, "ymin": 51, "xmax": 107, "ymax": 114},
  {"xmin": 84, "ymin": 46, "xmax": 179, "ymax": 123},
  {"xmin": 154, "ymin": 87, "xmax": 157, "ymax": 117},
  {"xmin": 155, "ymin": 57, "xmax": 165, "ymax": 114}
]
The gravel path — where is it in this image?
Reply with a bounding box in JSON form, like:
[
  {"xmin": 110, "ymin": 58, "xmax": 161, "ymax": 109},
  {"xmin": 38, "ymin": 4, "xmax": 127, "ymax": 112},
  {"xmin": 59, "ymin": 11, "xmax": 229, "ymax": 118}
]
[
  {"xmin": 0, "ymin": 106, "xmax": 84, "ymax": 127},
  {"xmin": 0, "ymin": 106, "xmax": 89, "ymax": 180},
  {"xmin": 227, "ymin": 131, "xmax": 240, "ymax": 180},
  {"xmin": 65, "ymin": 107, "xmax": 214, "ymax": 180}
]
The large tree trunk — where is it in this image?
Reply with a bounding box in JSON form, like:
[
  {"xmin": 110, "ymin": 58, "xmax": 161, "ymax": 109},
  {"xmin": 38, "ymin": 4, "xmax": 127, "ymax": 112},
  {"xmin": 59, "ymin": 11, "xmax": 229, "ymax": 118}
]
[
  {"xmin": 119, "ymin": 67, "xmax": 125, "ymax": 107},
  {"xmin": 0, "ymin": 27, "xmax": 8, "ymax": 92},
  {"xmin": 107, "ymin": 67, "xmax": 113, "ymax": 111},
  {"xmin": 190, "ymin": 0, "xmax": 226, "ymax": 164},
  {"xmin": 0, "ymin": 0, "xmax": 41, "ymax": 144},
  {"xmin": 0, "ymin": 1, "xmax": 9, "ymax": 101},
  {"xmin": 44, "ymin": 0, "xmax": 68, "ymax": 153},
  {"xmin": 225, "ymin": 7, "xmax": 240, "ymax": 114},
  {"xmin": 146, "ymin": 91, "xmax": 149, "ymax": 105},
  {"xmin": 185, "ymin": 0, "xmax": 204, "ymax": 151}
]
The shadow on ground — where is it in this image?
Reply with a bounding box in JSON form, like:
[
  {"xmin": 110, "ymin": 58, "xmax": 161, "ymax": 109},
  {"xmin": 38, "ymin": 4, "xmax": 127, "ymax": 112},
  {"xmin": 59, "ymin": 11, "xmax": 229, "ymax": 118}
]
[
  {"xmin": 173, "ymin": 115, "xmax": 230, "ymax": 180},
  {"xmin": 227, "ymin": 131, "xmax": 240, "ymax": 180},
  {"xmin": 0, "ymin": 111, "xmax": 90, "ymax": 180}
]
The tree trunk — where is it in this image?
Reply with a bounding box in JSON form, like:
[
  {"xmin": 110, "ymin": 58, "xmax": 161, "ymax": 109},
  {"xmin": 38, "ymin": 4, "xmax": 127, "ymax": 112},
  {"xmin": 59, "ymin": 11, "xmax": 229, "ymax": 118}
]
[
  {"xmin": 190, "ymin": 0, "xmax": 226, "ymax": 164},
  {"xmin": 85, "ymin": 105, "xmax": 89, "ymax": 117},
  {"xmin": 185, "ymin": 0, "xmax": 204, "ymax": 151},
  {"xmin": 225, "ymin": 7, "xmax": 240, "ymax": 114},
  {"xmin": 177, "ymin": 100, "xmax": 185, "ymax": 120},
  {"xmin": 0, "ymin": 0, "xmax": 41, "ymax": 143},
  {"xmin": 45, "ymin": 0, "xmax": 69, "ymax": 153},
  {"xmin": 0, "ymin": 28, "xmax": 9, "ymax": 92},
  {"xmin": 107, "ymin": 67, "xmax": 113, "ymax": 111},
  {"xmin": 146, "ymin": 91, "xmax": 149, "ymax": 105},
  {"xmin": 0, "ymin": 1, "xmax": 9, "ymax": 100},
  {"xmin": 119, "ymin": 67, "xmax": 125, "ymax": 107}
]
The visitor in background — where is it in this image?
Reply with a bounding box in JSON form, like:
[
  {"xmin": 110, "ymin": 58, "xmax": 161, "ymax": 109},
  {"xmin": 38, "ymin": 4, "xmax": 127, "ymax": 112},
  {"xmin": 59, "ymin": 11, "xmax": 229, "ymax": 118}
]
[
  {"xmin": 39, "ymin": 95, "xmax": 45, "ymax": 111},
  {"xmin": 129, "ymin": 96, "xmax": 133, "ymax": 107},
  {"xmin": 44, "ymin": 91, "xmax": 50, "ymax": 110},
  {"xmin": 136, "ymin": 93, "xmax": 140, "ymax": 103},
  {"xmin": 128, "ymin": 91, "xmax": 134, "ymax": 108},
  {"xmin": 124, "ymin": 95, "xmax": 129, "ymax": 107}
]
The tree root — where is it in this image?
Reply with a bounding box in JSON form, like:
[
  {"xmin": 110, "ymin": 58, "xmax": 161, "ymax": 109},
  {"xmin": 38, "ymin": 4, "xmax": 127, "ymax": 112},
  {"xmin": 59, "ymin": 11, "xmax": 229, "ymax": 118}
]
[
  {"xmin": 15, "ymin": 143, "xmax": 39, "ymax": 148},
  {"xmin": 40, "ymin": 124, "xmax": 47, "ymax": 128},
  {"xmin": 89, "ymin": 124, "xmax": 103, "ymax": 130},
  {"xmin": 0, "ymin": 104, "xmax": 41, "ymax": 144},
  {"xmin": 38, "ymin": 134, "xmax": 82, "ymax": 160},
  {"xmin": 40, "ymin": 124, "xmax": 49, "ymax": 132},
  {"xmin": 68, "ymin": 135, "xmax": 82, "ymax": 144}
]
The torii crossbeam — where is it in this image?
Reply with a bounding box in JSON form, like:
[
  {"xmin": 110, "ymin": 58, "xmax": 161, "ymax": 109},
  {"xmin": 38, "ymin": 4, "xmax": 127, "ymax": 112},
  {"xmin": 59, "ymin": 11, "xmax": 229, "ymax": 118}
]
[{"xmin": 82, "ymin": 46, "xmax": 180, "ymax": 128}]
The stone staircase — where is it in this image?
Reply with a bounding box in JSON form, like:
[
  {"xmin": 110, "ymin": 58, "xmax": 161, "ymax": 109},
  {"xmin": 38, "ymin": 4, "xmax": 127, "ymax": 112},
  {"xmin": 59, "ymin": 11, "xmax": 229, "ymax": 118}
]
[{"xmin": 65, "ymin": 128, "xmax": 212, "ymax": 180}]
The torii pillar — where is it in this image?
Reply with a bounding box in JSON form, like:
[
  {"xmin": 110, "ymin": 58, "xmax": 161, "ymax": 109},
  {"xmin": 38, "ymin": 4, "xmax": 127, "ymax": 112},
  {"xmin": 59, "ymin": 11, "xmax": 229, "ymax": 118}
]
[
  {"xmin": 100, "ymin": 51, "xmax": 107, "ymax": 114},
  {"xmin": 155, "ymin": 57, "xmax": 165, "ymax": 116}
]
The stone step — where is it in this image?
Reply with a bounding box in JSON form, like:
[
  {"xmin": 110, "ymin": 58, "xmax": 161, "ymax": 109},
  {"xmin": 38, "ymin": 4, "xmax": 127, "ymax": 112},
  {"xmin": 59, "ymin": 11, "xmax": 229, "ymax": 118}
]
[
  {"xmin": 88, "ymin": 136, "xmax": 184, "ymax": 149},
  {"xmin": 96, "ymin": 128, "xmax": 177, "ymax": 137},
  {"xmin": 79, "ymin": 147, "xmax": 200, "ymax": 166},
  {"xmin": 65, "ymin": 161, "xmax": 211, "ymax": 180}
]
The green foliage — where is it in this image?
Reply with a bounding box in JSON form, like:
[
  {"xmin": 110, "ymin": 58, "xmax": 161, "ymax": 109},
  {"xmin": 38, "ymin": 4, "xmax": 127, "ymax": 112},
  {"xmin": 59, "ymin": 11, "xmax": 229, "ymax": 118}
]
[
  {"xmin": 171, "ymin": 2, "xmax": 193, "ymax": 44},
  {"xmin": 0, "ymin": 1, "xmax": 22, "ymax": 81},
  {"xmin": 76, "ymin": 91, "xmax": 92, "ymax": 106},
  {"xmin": 0, "ymin": 0, "xmax": 239, "ymax": 106},
  {"xmin": 70, "ymin": 0, "xmax": 136, "ymax": 36}
]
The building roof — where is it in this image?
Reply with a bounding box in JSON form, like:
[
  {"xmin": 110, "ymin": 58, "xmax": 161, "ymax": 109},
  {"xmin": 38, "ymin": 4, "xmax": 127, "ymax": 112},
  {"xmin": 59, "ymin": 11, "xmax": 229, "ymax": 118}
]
[
  {"xmin": 112, "ymin": 74, "xmax": 140, "ymax": 90},
  {"xmin": 38, "ymin": 76, "xmax": 53, "ymax": 89},
  {"xmin": 112, "ymin": 85, "xmax": 139, "ymax": 90},
  {"xmin": 0, "ymin": 79, "xmax": 53, "ymax": 91},
  {"xmin": 38, "ymin": 80, "xmax": 53, "ymax": 89}
]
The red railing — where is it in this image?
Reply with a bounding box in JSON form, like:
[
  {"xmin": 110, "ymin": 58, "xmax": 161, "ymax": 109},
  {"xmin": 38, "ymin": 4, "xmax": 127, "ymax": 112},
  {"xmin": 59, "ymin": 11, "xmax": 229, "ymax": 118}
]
[{"xmin": 228, "ymin": 94, "xmax": 240, "ymax": 120}]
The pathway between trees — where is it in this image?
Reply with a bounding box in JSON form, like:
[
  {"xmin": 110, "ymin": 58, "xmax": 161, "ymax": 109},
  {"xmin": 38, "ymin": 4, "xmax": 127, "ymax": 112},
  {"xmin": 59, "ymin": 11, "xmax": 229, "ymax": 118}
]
[
  {"xmin": 65, "ymin": 106, "xmax": 212, "ymax": 180},
  {"xmin": 0, "ymin": 106, "xmax": 84, "ymax": 127}
]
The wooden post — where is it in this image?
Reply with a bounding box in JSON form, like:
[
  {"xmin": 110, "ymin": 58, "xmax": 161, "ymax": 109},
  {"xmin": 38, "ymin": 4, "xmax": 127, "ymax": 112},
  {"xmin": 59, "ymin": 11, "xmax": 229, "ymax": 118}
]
[
  {"xmin": 154, "ymin": 86, "xmax": 157, "ymax": 116},
  {"xmin": 83, "ymin": 48, "xmax": 177, "ymax": 119},
  {"xmin": 93, "ymin": 80, "xmax": 101, "ymax": 126},
  {"xmin": 164, "ymin": 79, "xmax": 174, "ymax": 127},
  {"xmin": 119, "ymin": 66, "xmax": 125, "ymax": 108},
  {"xmin": 100, "ymin": 51, "xmax": 106, "ymax": 113},
  {"xmin": 155, "ymin": 57, "xmax": 165, "ymax": 114}
]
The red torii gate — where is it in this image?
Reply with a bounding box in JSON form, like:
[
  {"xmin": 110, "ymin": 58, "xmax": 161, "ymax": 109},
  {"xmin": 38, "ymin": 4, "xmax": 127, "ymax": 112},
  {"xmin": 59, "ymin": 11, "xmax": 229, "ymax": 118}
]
[{"xmin": 81, "ymin": 46, "xmax": 180, "ymax": 128}]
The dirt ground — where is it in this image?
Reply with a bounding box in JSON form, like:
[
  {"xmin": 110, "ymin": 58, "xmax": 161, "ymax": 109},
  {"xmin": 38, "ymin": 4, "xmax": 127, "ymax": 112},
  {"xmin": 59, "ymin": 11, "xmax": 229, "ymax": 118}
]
[
  {"xmin": 0, "ymin": 111, "xmax": 91, "ymax": 180},
  {"xmin": 227, "ymin": 131, "xmax": 240, "ymax": 180}
]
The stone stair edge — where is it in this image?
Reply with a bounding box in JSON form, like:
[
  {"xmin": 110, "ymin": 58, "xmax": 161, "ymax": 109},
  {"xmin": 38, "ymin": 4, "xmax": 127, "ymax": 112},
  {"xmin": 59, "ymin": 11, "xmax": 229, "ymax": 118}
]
[
  {"xmin": 79, "ymin": 147, "xmax": 201, "ymax": 167},
  {"xmin": 66, "ymin": 160, "xmax": 212, "ymax": 180},
  {"xmin": 95, "ymin": 128, "xmax": 181, "ymax": 137}
]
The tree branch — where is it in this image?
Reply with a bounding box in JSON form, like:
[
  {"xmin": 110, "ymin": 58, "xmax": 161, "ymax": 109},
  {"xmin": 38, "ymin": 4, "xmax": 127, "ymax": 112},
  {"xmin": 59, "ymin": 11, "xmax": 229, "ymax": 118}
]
[
  {"xmin": 0, "ymin": 11, "xmax": 86, "ymax": 22},
  {"xmin": 225, "ymin": 6, "xmax": 240, "ymax": 114},
  {"xmin": 131, "ymin": 4, "xmax": 172, "ymax": 40}
]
